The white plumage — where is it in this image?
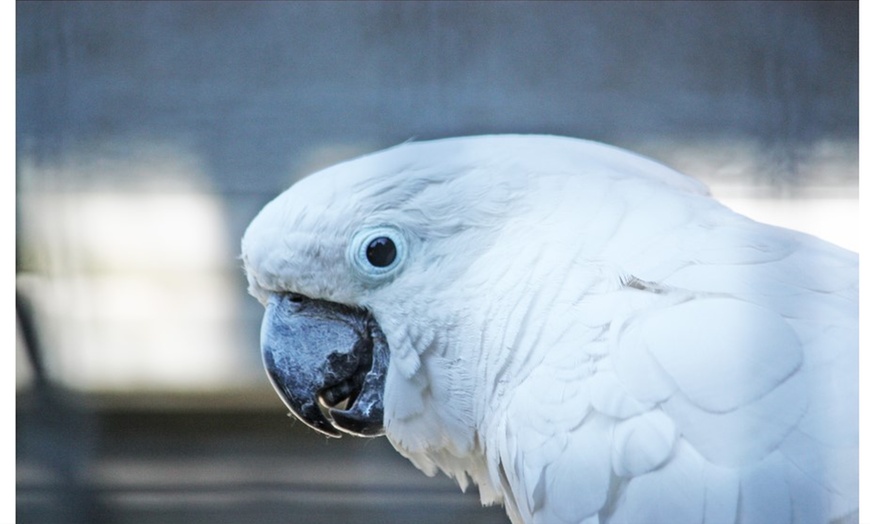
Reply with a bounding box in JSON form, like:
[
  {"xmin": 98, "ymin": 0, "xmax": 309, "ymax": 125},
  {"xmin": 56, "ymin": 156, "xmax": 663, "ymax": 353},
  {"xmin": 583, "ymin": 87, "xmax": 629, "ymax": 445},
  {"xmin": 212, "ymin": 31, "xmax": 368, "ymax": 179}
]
[{"xmin": 242, "ymin": 135, "xmax": 858, "ymax": 524}]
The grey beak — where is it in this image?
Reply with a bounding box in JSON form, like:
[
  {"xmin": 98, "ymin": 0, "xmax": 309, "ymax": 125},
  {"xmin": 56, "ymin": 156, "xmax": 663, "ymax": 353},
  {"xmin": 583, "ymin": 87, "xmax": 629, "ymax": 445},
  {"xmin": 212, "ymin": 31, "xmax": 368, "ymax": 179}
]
[{"xmin": 260, "ymin": 294, "xmax": 388, "ymax": 438}]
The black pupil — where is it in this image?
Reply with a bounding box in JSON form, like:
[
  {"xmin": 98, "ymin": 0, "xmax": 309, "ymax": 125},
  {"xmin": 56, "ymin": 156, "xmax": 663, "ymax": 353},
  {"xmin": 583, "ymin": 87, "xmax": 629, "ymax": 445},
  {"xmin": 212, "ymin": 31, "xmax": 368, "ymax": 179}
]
[{"xmin": 366, "ymin": 237, "xmax": 397, "ymax": 268}]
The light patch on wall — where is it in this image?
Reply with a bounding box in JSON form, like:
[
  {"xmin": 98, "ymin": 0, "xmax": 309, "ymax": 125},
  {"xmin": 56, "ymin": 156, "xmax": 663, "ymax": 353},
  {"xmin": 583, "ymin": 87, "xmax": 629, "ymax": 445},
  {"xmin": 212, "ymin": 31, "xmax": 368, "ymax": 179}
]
[
  {"xmin": 21, "ymin": 193, "xmax": 231, "ymax": 273},
  {"xmin": 17, "ymin": 143, "xmax": 258, "ymax": 392},
  {"xmin": 629, "ymin": 137, "xmax": 859, "ymax": 252},
  {"xmin": 715, "ymin": 196, "xmax": 859, "ymax": 253}
]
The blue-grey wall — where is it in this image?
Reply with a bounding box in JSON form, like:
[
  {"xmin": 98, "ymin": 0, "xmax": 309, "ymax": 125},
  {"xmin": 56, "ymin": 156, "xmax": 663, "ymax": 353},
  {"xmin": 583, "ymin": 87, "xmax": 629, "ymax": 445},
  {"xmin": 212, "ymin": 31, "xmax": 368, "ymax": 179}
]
[{"xmin": 19, "ymin": 1, "xmax": 858, "ymax": 193}]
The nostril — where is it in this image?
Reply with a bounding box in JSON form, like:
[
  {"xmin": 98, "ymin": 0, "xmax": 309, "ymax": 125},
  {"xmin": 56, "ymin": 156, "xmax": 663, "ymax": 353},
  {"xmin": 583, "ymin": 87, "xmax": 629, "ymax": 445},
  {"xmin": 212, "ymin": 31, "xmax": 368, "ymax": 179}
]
[{"xmin": 287, "ymin": 293, "xmax": 305, "ymax": 303}]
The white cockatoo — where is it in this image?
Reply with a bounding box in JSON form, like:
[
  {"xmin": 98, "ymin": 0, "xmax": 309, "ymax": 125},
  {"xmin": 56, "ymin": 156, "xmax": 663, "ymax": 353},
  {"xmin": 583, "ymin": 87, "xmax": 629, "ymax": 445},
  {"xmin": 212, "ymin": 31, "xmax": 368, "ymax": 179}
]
[{"xmin": 241, "ymin": 135, "xmax": 858, "ymax": 524}]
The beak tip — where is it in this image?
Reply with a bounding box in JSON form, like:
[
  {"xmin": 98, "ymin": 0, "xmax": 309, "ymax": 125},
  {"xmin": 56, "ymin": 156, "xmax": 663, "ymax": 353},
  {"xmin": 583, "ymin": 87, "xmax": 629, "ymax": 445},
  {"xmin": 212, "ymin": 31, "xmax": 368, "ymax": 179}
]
[
  {"xmin": 286, "ymin": 406, "xmax": 343, "ymax": 438},
  {"xmin": 329, "ymin": 406, "xmax": 385, "ymax": 437}
]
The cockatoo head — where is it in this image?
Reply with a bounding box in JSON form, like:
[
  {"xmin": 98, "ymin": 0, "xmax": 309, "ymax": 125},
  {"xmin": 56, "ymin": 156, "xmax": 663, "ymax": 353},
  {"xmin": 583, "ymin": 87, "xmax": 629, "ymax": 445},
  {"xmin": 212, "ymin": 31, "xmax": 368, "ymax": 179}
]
[
  {"xmin": 242, "ymin": 134, "xmax": 705, "ymax": 444},
  {"xmin": 242, "ymin": 136, "xmax": 525, "ymax": 439}
]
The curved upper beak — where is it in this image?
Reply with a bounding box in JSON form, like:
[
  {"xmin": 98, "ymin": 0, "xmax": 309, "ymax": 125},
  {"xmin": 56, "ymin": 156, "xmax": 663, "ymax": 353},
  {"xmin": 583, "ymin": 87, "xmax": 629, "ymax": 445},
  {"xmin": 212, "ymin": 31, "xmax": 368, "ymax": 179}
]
[{"xmin": 260, "ymin": 294, "xmax": 388, "ymax": 438}]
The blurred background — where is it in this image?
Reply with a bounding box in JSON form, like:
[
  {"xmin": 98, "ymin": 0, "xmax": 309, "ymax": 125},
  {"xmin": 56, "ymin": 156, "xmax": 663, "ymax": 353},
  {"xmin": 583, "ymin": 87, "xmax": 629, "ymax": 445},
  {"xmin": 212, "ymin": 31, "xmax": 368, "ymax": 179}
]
[{"xmin": 16, "ymin": 2, "xmax": 858, "ymax": 523}]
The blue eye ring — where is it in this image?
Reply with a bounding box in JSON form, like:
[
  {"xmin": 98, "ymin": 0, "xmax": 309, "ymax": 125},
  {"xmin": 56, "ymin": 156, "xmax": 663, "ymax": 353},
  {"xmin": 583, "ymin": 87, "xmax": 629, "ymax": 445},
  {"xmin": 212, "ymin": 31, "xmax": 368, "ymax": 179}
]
[{"xmin": 348, "ymin": 226, "xmax": 408, "ymax": 282}]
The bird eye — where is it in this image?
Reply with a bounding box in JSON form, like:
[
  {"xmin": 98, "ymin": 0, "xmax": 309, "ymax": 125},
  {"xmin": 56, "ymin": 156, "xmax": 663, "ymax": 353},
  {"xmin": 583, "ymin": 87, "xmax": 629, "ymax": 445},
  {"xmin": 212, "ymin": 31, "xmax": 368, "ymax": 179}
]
[
  {"xmin": 349, "ymin": 226, "xmax": 407, "ymax": 282},
  {"xmin": 366, "ymin": 237, "xmax": 397, "ymax": 267}
]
